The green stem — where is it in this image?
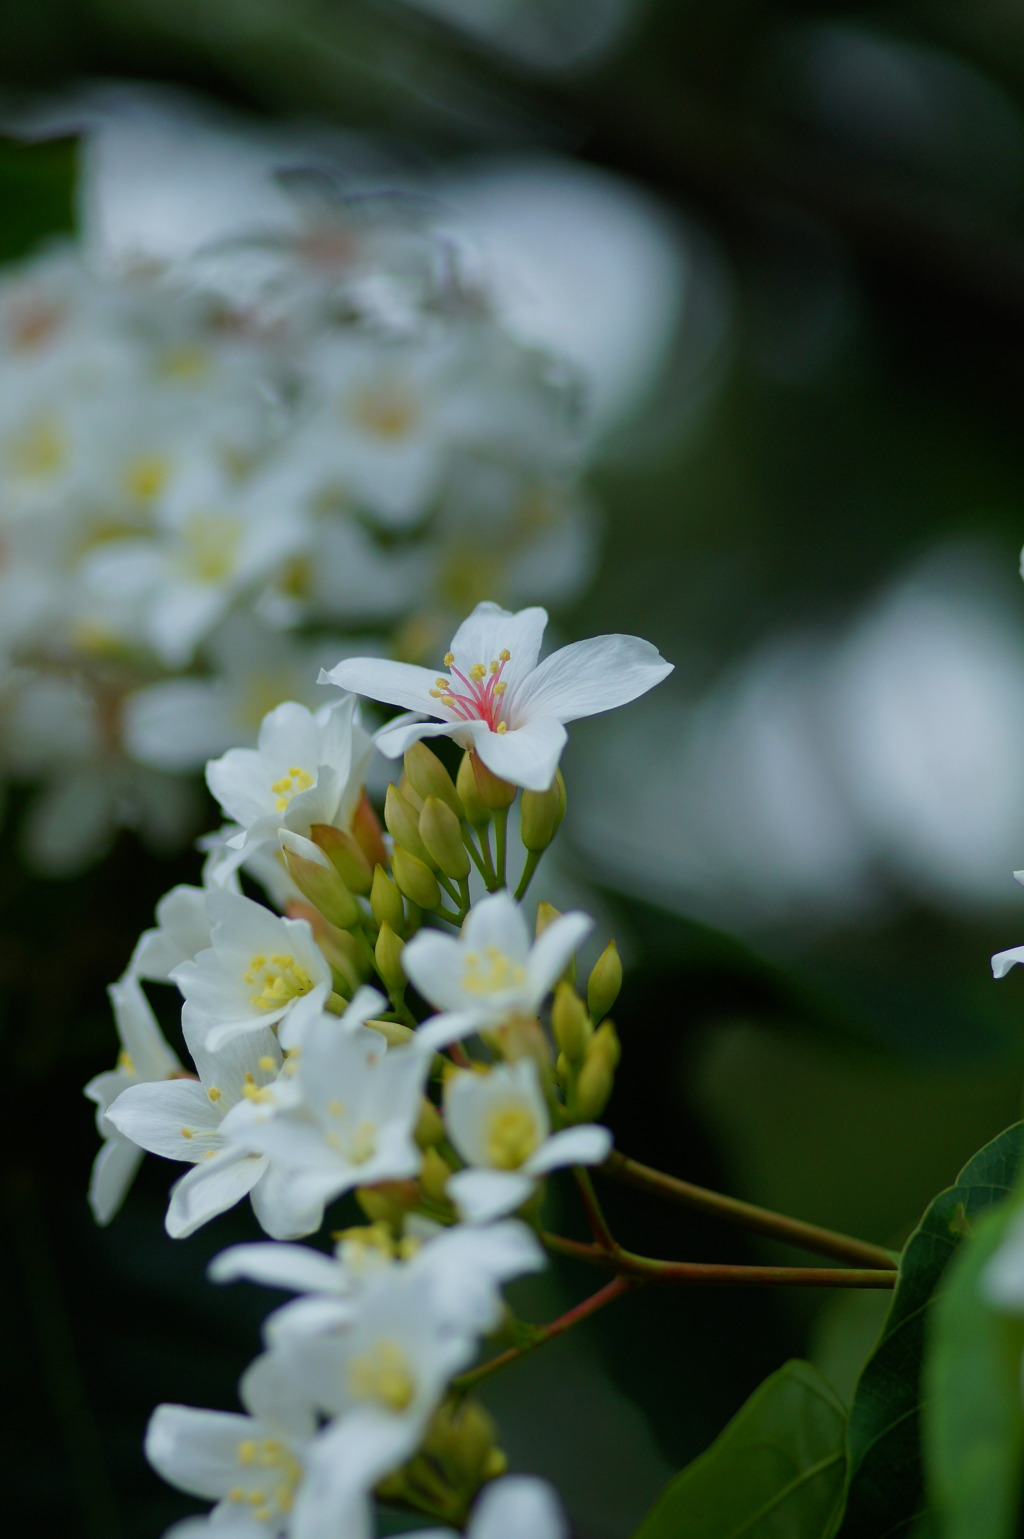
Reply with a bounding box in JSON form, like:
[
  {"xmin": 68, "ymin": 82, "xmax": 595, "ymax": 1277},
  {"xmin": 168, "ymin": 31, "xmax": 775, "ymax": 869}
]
[
  {"xmin": 493, "ymin": 807, "xmax": 509, "ymax": 890},
  {"xmin": 541, "ymin": 1232, "xmax": 896, "ymax": 1289},
  {"xmin": 514, "ymin": 848, "xmax": 544, "ymax": 902},
  {"xmin": 574, "ymin": 1167, "xmax": 617, "ymax": 1251},
  {"xmin": 435, "ymin": 870, "xmax": 461, "ymax": 908},
  {"xmin": 462, "ymin": 825, "xmax": 496, "ymax": 887},
  {"xmin": 602, "ymin": 1152, "xmax": 898, "ymax": 1272},
  {"xmin": 432, "ymin": 906, "xmax": 465, "ymax": 928},
  {"xmin": 479, "ymin": 821, "xmax": 500, "ymax": 892},
  {"xmin": 453, "ymin": 1276, "xmax": 635, "ymax": 1394}
]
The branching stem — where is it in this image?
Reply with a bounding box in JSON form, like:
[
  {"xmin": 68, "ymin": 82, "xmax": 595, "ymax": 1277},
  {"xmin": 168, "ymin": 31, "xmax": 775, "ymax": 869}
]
[
  {"xmin": 541, "ymin": 1231, "xmax": 896, "ymax": 1289},
  {"xmin": 452, "ymin": 1276, "xmax": 635, "ymax": 1394}
]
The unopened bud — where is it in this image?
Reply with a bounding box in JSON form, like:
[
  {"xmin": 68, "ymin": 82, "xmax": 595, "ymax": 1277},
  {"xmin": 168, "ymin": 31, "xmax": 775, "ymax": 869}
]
[
  {"xmin": 536, "ymin": 900, "xmax": 574, "ymax": 984},
  {"xmin": 552, "ymin": 981, "xmax": 591, "ymax": 1062},
  {"xmin": 420, "ymin": 1147, "xmax": 452, "ymax": 1202},
  {"xmin": 520, "ymin": 770, "xmax": 566, "ymax": 853},
  {"xmin": 392, "ymin": 846, "xmax": 442, "ymax": 911},
  {"xmin": 374, "ymin": 922, "xmax": 406, "ymax": 997},
  {"xmin": 311, "ymin": 823, "xmax": 373, "ymax": 896},
  {"xmin": 470, "ymin": 750, "xmax": 517, "ymax": 811},
  {"xmin": 415, "ymin": 1097, "xmax": 445, "ymax": 1148},
  {"xmin": 404, "ymin": 740, "xmax": 463, "ymax": 819},
  {"xmin": 419, "ymin": 796, "xmax": 470, "ymax": 881},
  {"xmin": 587, "ymin": 940, "xmax": 622, "ymax": 1022},
  {"xmin": 385, "ymin": 783, "xmax": 433, "ymax": 866},
  {"xmin": 365, "ymin": 1018, "xmax": 416, "ymax": 1049},
  {"xmin": 484, "ymin": 1449, "xmax": 508, "ymax": 1480},
  {"xmin": 456, "ymin": 752, "xmax": 490, "ymax": 827},
  {"xmin": 352, "ymin": 790, "xmax": 388, "ymax": 870},
  {"xmin": 572, "ymin": 1021, "xmax": 620, "ymax": 1121},
  {"xmin": 355, "ymin": 1182, "xmax": 417, "ymax": 1225},
  {"xmin": 280, "ymin": 830, "xmax": 360, "ymax": 930},
  {"xmin": 370, "ymin": 865, "xmax": 405, "ymax": 935}
]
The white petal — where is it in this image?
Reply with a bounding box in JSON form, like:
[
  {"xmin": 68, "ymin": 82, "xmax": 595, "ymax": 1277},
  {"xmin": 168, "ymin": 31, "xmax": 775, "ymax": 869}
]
[
  {"xmin": 374, "ymin": 716, "xmax": 462, "ymax": 759},
  {"xmin": 471, "ymin": 716, "xmax": 568, "ymax": 792},
  {"xmin": 469, "ymin": 1476, "xmax": 568, "ymax": 1539},
  {"xmin": 106, "ymin": 1079, "xmax": 217, "ymax": 1160},
  {"xmin": 448, "ymin": 1168, "xmax": 534, "ymax": 1223},
  {"xmin": 449, "ymin": 603, "xmax": 548, "ymax": 692},
  {"xmin": 460, "ymin": 891, "xmax": 531, "ymax": 963},
  {"xmin": 514, "ymin": 633, "xmax": 673, "ymax": 723},
  {"xmin": 413, "ymin": 1010, "xmax": 490, "ymax": 1055},
  {"xmin": 210, "ymin": 1243, "xmax": 341, "ymax": 1296},
  {"xmin": 526, "ymin": 1124, "xmax": 613, "ymax": 1176},
  {"xmin": 993, "ymin": 945, "xmax": 1024, "ymax": 979},
  {"xmin": 320, "ymin": 657, "xmax": 441, "ymax": 715},
  {"xmin": 526, "ymin": 911, "xmax": 593, "ymax": 1003},
  {"xmin": 291, "ymin": 1420, "xmax": 404, "ymax": 1539},
  {"xmin": 400, "ymin": 930, "xmax": 470, "ymax": 1013},
  {"xmin": 145, "ymin": 1403, "xmax": 255, "ymax": 1500},
  {"xmin": 166, "ymin": 1151, "xmax": 267, "ymax": 1238},
  {"xmin": 88, "ymin": 1136, "xmax": 144, "ymax": 1225},
  {"xmin": 248, "ymin": 1166, "xmax": 325, "ymax": 1240}
]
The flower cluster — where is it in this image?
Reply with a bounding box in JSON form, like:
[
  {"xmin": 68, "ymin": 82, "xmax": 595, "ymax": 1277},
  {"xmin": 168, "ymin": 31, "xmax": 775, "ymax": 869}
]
[
  {"xmin": 85, "ymin": 601, "xmax": 671, "ymax": 1535},
  {"xmin": 0, "ymin": 201, "xmax": 596, "ymax": 874}
]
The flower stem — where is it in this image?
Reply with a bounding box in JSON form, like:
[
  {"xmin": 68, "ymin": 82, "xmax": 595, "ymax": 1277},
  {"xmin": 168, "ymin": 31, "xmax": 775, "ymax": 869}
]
[
  {"xmin": 462, "ymin": 826, "xmax": 496, "ymax": 888},
  {"xmin": 493, "ymin": 807, "xmax": 509, "ymax": 890},
  {"xmin": 573, "ymin": 1167, "xmax": 617, "ymax": 1251},
  {"xmin": 514, "ymin": 848, "xmax": 543, "ymax": 902},
  {"xmin": 453, "ymin": 1276, "xmax": 635, "ymax": 1393},
  {"xmin": 602, "ymin": 1152, "xmax": 898, "ymax": 1271},
  {"xmin": 541, "ymin": 1232, "xmax": 896, "ymax": 1289}
]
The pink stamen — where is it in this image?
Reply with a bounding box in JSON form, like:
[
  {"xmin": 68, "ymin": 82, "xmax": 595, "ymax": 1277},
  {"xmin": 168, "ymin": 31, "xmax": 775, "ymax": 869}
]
[{"xmin": 435, "ymin": 654, "xmax": 509, "ymax": 731}]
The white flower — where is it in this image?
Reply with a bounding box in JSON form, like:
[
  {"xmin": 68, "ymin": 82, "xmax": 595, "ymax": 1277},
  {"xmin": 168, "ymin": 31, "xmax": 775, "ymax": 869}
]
[
  {"xmin": 104, "ymin": 1014, "xmax": 307, "ymax": 1239},
  {"xmin": 206, "ymin": 695, "xmax": 372, "ymax": 856},
  {"xmin": 221, "ymin": 990, "xmax": 427, "ymax": 1233},
  {"xmin": 84, "ymin": 974, "xmax": 182, "ymax": 1224},
  {"xmin": 321, "ymin": 599, "xmax": 672, "ymax": 790},
  {"xmin": 402, "ymin": 890, "xmax": 591, "ymax": 1053},
  {"xmin": 127, "ymin": 884, "xmax": 212, "ymax": 982},
  {"xmin": 171, "ymin": 888, "xmax": 333, "ymax": 1052},
  {"xmin": 408, "ymin": 1474, "xmax": 569, "ymax": 1539},
  {"xmin": 445, "ymin": 1058, "xmax": 612, "ymax": 1223},
  {"xmin": 145, "ymin": 1352, "xmax": 326, "ymax": 1539}
]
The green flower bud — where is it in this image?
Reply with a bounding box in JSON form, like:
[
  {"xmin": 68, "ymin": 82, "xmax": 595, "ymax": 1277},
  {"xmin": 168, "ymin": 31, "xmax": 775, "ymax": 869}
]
[
  {"xmin": 414, "ymin": 1097, "xmax": 445, "ymax": 1148},
  {"xmin": 419, "ymin": 795, "xmax": 471, "ymax": 881},
  {"xmin": 352, "ymin": 790, "xmax": 388, "ymax": 870},
  {"xmin": 355, "ymin": 1183, "xmax": 415, "ymax": 1226},
  {"xmin": 423, "ymin": 1398, "xmax": 502, "ymax": 1488},
  {"xmin": 470, "ymin": 750, "xmax": 517, "ymax": 811},
  {"xmin": 392, "ymin": 845, "xmax": 442, "ymax": 911},
  {"xmin": 420, "ymin": 1146, "xmax": 452, "ymax": 1202},
  {"xmin": 587, "ymin": 939, "xmax": 622, "ymax": 1021},
  {"xmin": 571, "ymin": 1020, "xmax": 620, "ymax": 1121},
  {"xmin": 456, "ymin": 751, "xmax": 490, "ymax": 827},
  {"xmin": 536, "ymin": 900, "xmax": 575, "ymax": 984},
  {"xmin": 385, "ymin": 782, "xmax": 434, "ymax": 866},
  {"xmin": 404, "ymin": 739, "xmax": 463, "ymax": 819},
  {"xmin": 520, "ymin": 770, "xmax": 566, "ymax": 853},
  {"xmin": 370, "ymin": 865, "xmax": 405, "ymax": 935},
  {"xmin": 310, "ymin": 823, "xmax": 373, "ymax": 895},
  {"xmin": 552, "ymin": 980, "xmax": 592, "ymax": 1062},
  {"xmin": 280, "ymin": 838, "xmax": 360, "ymax": 931},
  {"xmin": 364, "ymin": 1017, "xmax": 416, "ymax": 1049},
  {"xmin": 374, "ymin": 921, "xmax": 407, "ymax": 997}
]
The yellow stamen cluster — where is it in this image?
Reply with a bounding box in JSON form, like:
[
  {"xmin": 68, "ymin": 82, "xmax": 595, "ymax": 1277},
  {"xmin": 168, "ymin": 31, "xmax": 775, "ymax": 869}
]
[
  {"xmin": 244, "ymin": 953, "xmax": 314, "ymax": 1011},
  {"xmin": 230, "ymin": 1437, "xmax": 302, "ymax": 1523},
  {"xmin": 462, "ymin": 945, "xmax": 526, "ymax": 997},
  {"xmin": 485, "ymin": 1104, "xmax": 540, "ymax": 1170},
  {"xmin": 178, "ymin": 511, "xmax": 243, "ymax": 584},
  {"xmin": 348, "ymin": 1338, "xmax": 417, "ymax": 1413},
  {"xmin": 271, "ymin": 766, "xmax": 314, "ymax": 813},
  {"xmin": 8, "ymin": 413, "xmax": 68, "ymax": 480}
]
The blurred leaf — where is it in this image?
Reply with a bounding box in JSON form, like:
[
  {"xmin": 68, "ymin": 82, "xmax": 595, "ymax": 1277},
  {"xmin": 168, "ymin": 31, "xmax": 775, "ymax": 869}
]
[
  {"xmin": 838, "ymin": 1121, "xmax": 1023, "ymax": 1539},
  {"xmin": 923, "ymin": 1199, "xmax": 1024, "ymax": 1539},
  {"xmin": 631, "ymin": 1358, "xmax": 846, "ymax": 1539},
  {"xmin": 0, "ymin": 137, "xmax": 76, "ymax": 263}
]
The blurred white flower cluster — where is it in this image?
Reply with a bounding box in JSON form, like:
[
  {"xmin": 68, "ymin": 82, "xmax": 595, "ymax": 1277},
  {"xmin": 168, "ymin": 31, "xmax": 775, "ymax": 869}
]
[{"xmin": 0, "ymin": 201, "xmax": 595, "ymax": 873}]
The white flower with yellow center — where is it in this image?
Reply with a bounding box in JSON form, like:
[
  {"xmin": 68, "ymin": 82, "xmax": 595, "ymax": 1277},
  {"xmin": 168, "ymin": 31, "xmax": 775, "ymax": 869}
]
[
  {"xmin": 127, "ymin": 883, "xmax": 212, "ymax": 982},
  {"xmin": 102, "ymin": 1012, "xmax": 317, "ymax": 1239},
  {"xmin": 84, "ymin": 974, "xmax": 183, "ymax": 1225},
  {"xmin": 445, "ymin": 1058, "xmax": 612, "ymax": 1223},
  {"xmin": 221, "ymin": 989, "xmax": 427, "ymax": 1234},
  {"xmin": 401, "ymin": 890, "xmax": 592, "ymax": 1054},
  {"xmin": 322, "ymin": 599, "xmax": 673, "ymax": 791},
  {"xmin": 205, "ymin": 694, "xmax": 373, "ymax": 857},
  {"xmin": 145, "ymin": 1352, "xmax": 321, "ymax": 1539},
  {"xmin": 171, "ymin": 888, "xmax": 332, "ymax": 1052}
]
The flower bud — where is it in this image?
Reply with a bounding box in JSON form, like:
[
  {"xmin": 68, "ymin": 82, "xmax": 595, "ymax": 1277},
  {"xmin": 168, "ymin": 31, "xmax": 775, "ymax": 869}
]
[
  {"xmin": 370, "ymin": 865, "xmax": 405, "ymax": 935},
  {"xmin": 520, "ymin": 770, "xmax": 566, "ymax": 853},
  {"xmin": 536, "ymin": 901, "xmax": 575, "ymax": 984},
  {"xmin": 420, "ymin": 1146, "xmax": 452, "ymax": 1202},
  {"xmin": 414, "ymin": 1097, "xmax": 445, "ymax": 1148},
  {"xmin": 374, "ymin": 921, "xmax": 407, "ymax": 997},
  {"xmin": 552, "ymin": 980, "xmax": 592, "ymax": 1062},
  {"xmin": 423, "ymin": 1398, "xmax": 503, "ymax": 1488},
  {"xmin": 587, "ymin": 940, "xmax": 622, "ymax": 1021},
  {"xmin": 470, "ymin": 750, "xmax": 517, "ymax": 811},
  {"xmin": 571, "ymin": 1021, "xmax": 620, "ymax": 1121},
  {"xmin": 404, "ymin": 740, "xmax": 463, "ymax": 819},
  {"xmin": 365, "ymin": 1018, "xmax": 416, "ymax": 1049},
  {"xmin": 419, "ymin": 796, "xmax": 471, "ymax": 881},
  {"xmin": 355, "ymin": 1181, "xmax": 418, "ymax": 1225},
  {"xmin": 352, "ymin": 789, "xmax": 388, "ymax": 870},
  {"xmin": 385, "ymin": 783, "xmax": 434, "ymax": 867},
  {"xmin": 392, "ymin": 846, "xmax": 442, "ymax": 911},
  {"xmin": 310, "ymin": 823, "xmax": 373, "ymax": 895},
  {"xmin": 456, "ymin": 752, "xmax": 490, "ymax": 827},
  {"xmin": 280, "ymin": 830, "xmax": 360, "ymax": 931}
]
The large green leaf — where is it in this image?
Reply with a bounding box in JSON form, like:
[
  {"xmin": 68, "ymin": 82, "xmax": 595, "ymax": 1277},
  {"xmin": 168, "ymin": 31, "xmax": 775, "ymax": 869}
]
[
  {"xmin": 922, "ymin": 1198, "xmax": 1024, "ymax": 1539},
  {"xmin": 838, "ymin": 1121, "xmax": 1023, "ymax": 1539},
  {"xmin": 631, "ymin": 1359, "xmax": 847, "ymax": 1539}
]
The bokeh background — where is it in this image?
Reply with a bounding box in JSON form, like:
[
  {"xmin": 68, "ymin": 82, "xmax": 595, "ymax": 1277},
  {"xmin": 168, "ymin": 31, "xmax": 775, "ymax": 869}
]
[{"xmin": 7, "ymin": 2, "xmax": 1024, "ymax": 1534}]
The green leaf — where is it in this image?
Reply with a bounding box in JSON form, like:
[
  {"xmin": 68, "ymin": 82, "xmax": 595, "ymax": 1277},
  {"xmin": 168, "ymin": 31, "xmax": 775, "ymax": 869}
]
[
  {"xmin": 922, "ymin": 1197, "xmax": 1024, "ymax": 1539},
  {"xmin": 0, "ymin": 137, "xmax": 77, "ymax": 264},
  {"xmin": 631, "ymin": 1359, "xmax": 847, "ymax": 1539},
  {"xmin": 838, "ymin": 1121, "xmax": 1023, "ymax": 1539}
]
